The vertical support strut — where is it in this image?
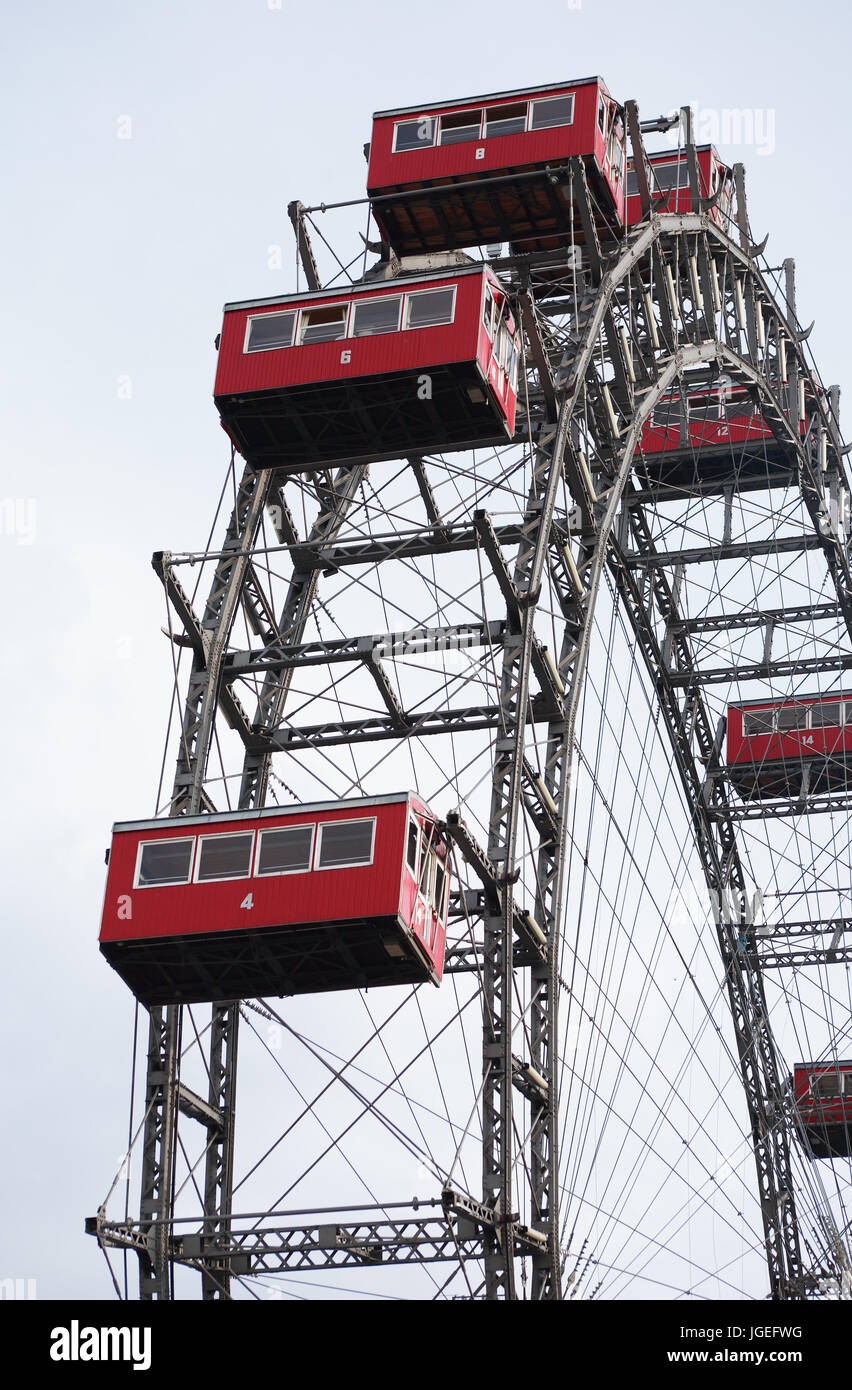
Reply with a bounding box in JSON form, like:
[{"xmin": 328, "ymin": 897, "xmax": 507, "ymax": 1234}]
[
  {"xmin": 201, "ymin": 1003, "xmax": 240, "ymax": 1299},
  {"xmin": 139, "ymin": 461, "xmax": 274, "ymax": 1299},
  {"xmin": 139, "ymin": 1007, "xmax": 180, "ymax": 1299}
]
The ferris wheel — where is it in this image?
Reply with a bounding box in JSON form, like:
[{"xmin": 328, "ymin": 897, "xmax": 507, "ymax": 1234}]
[{"xmin": 88, "ymin": 77, "xmax": 852, "ymax": 1301}]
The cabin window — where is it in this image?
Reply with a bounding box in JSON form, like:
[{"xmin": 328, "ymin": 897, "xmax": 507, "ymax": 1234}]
[
  {"xmin": 777, "ymin": 704, "xmax": 809, "ymax": 731},
  {"xmin": 650, "ymin": 161, "xmax": 686, "ymax": 193},
  {"xmin": 405, "ymin": 817, "xmax": 419, "ymax": 872},
  {"xmin": 256, "ymin": 825, "xmax": 314, "ymax": 876},
  {"xmin": 652, "ymin": 397, "xmax": 686, "ymax": 430},
  {"xmin": 196, "ymin": 832, "xmax": 254, "ymax": 882},
  {"xmin": 626, "ymin": 156, "xmax": 654, "ymax": 198},
  {"xmin": 609, "ymin": 118, "xmax": 625, "ymax": 178},
  {"xmin": 317, "ymin": 818, "xmax": 375, "ymax": 869},
  {"xmin": 418, "ymin": 835, "xmax": 434, "ymax": 900},
  {"xmin": 809, "ymin": 702, "xmax": 843, "ymax": 729},
  {"xmin": 597, "ymin": 97, "xmax": 606, "ymax": 132},
  {"xmin": 498, "ymin": 324, "xmax": 512, "ymax": 372},
  {"xmin": 531, "ymin": 94, "xmax": 575, "ymax": 132},
  {"xmin": 351, "ymin": 295, "xmax": 401, "ymax": 337},
  {"xmin": 406, "ymin": 287, "xmax": 455, "ymax": 329},
  {"xmin": 483, "ymin": 284, "xmax": 495, "ymax": 337},
  {"xmin": 811, "ymin": 1072, "xmax": 846, "ymax": 1099},
  {"xmin": 300, "ymin": 305, "xmax": 348, "ymax": 345},
  {"xmin": 246, "ymin": 311, "xmax": 296, "ymax": 353},
  {"xmin": 434, "ymin": 861, "xmax": 448, "ymax": 921},
  {"xmin": 742, "ymin": 709, "xmax": 775, "ymax": 737},
  {"xmin": 485, "ymin": 103, "xmax": 527, "ymax": 138},
  {"xmin": 393, "ymin": 117, "xmax": 437, "ymax": 152},
  {"xmin": 136, "ymin": 838, "xmax": 195, "ymax": 887},
  {"xmin": 439, "ymin": 109, "xmax": 482, "ymax": 145}
]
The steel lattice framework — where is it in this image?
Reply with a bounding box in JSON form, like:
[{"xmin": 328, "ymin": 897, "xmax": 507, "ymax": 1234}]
[{"xmin": 89, "ymin": 105, "xmax": 852, "ymax": 1301}]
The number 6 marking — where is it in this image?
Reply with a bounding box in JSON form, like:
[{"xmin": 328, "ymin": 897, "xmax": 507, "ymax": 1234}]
[{"xmin": 340, "ymin": 349, "xmax": 352, "ymax": 364}]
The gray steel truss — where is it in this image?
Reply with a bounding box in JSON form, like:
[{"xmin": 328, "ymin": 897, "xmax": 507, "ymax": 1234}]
[{"xmin": 90, "ymin": 109, "xmax": 852, "ymax": 1301}]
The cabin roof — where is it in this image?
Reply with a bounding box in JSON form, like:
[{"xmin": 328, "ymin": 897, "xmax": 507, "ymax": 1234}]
[
  {"xmin": 373, "ymin": 77, "xmax": 606, "ymax": 121},
  {"xmin": 732, "ymin": 691, "xmax": 852, "ymax": 712},
  {"xmin": 223, "ymin": 263, "xmax": 490, "ymax": 315},
  {"xmin": 113, "ymin": 791, "xmax": 425, "ymax": 836}
]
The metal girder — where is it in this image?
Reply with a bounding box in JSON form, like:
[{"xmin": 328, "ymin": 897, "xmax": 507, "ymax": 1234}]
[
  {"xmin": 714, "ymin": 791, "xmax": 852, "ymax": 821},
  {"xmin": 667, "ymin": 652, "xmax": 852, "ymax": 686},
  {"xmin": 112, "ymin": 183, "xmax": 852, "ymax": 1306},
  {"xmin": 258, "ymin": 702, "xmax": 555, "ymax": 752},
  {"xmin": 138, "ymin": 1006, "xmax": 180, "ymax": 1299},
  {"xmin": 153, "ymin": 552, "xmax": 253, "ymax": 747},
  {"xmin": 756, "ymin": 945, "xmax": 852, "ymax": 969},
  {"xmin": 624, "ymin": 535, "xmax": 822, "ymax": 568},
  {"xmin": 287, "ymin": 201, "xmax": 322, "ymax": 291},
  {"xmin": 200, "ymin": 1004, "xmax": 238, "ymax": 1299},
  {"xmin": 671, "ymin": 602, "xmax": 843, "ymax": 635},
  {"xmin": 274, "ymin": 519, "xmax": 530, "ymax": 574},
  {"xmin": 140, "ymin": 466, "xmax": 277, "ymax": 1300},
  {"xmin": 225, "ymin": 619, "xmax": 506, "ymax": 678},
  {"xmin": 408, "ymin": 455, "xmax": 449, "ymax": 536},
  {"xmin": 166, "ymin": 464, "xmax": 274, "ymax": 812},
  {"xmin": 239, "ymin": 459, "xmax": 368, "ymax": 810}
]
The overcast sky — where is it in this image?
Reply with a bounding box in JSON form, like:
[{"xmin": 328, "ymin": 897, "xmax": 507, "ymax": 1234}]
[{"xmin": 2, "ymin": 0, "xmax": 851, "ymax": 1301}]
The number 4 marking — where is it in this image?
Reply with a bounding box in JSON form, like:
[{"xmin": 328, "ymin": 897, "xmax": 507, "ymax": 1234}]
[{"xmin": 240, "ymin": 893, "xmax": 254, "ymax": 910}]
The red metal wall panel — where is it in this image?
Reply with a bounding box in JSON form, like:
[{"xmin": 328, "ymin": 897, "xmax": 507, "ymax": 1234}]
[
  {"xmin": 367, "ymin": 81, "xmax": 605, "ymax": 192},
  {"xmin": 727, "ymin": 699, "xmax": 852, "ymax": 771},
  {"xmin": 794, "ymin": 1063, "xmax": 852, "ymax": 1128},
  {"xmin": 214, "ymin": 271, "xmax": 485, "ymax": 398},
  {"xmin": 626, "ymin": 148, "xmax": 732, "ymax": 231},
  {"xmin": 100, "ymin": 800, "xmax": 409, "ymax": 945}
]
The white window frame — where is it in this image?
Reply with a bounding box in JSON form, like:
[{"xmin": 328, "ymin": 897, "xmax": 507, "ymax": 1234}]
[
  {"xmin": 437, "ymin": 108, "xmax": 484, "ymax": 146},
  {"xmin": 433, "ymin": 856, "xmax": 449, "ymax": 925},
  {"xmin": 742, "ymin": 707, "xmax": 776, "ymax": 738},
  {"xmin": 298, "ymin": 302, "xmax": 350, "ymax": 347},
  {"xmin": 483, "ymin": 101, "xmax": 530, "ymax": 140},
  {"xmin": 314, "ymin": 817, "xmax": 377, "ymax": 872},
  {"xmin": 404, "ymin": 284, "xmax": 457, "ymax": 331},
  {"xmin": 417, "ymin": 835, "xmax": 435, "ymax": 907},
  {"xmin": 392, "ymin": 116, "xmax": 438, "ymax": 153},
  {"xmin": 243, "ymin": 310, "xmax": 298, "ymax": 355},
  {"xmin": 133, "ymin": 837, "xmax": 196, "ymax": 890},
  {"xmin": 529, "ymin": 92, "xmax": 575, "ymax": 133},
  {"xmin": 482, "ymin": 283, "xmax": 496, "ymax": 337},
  {"xmin": 807, "ymin": 700, "xmax": 845, "ymax": 730},
  {"xmin": 810, "ymin": 1071, "xmax": 847, "ymax": 1099},
  {"xmin": 348, "ymin": 294, "xmax": 403, "ymax": 339},
  {"xmin": 405, "ymin": 815, "xmax": 421, "ymax": 880},
  {"xmin": 254, "ymin": 823, "xmax": 316, "ymax": 878},
  {"xmin": 193, "ymin": 830, "xmax": 256, "ymax": 884}
]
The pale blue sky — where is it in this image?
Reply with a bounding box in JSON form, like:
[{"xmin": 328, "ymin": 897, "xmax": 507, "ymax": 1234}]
[{"xmin": 2, "ymin": 0, "xmax": 851, "ymax": 1299}]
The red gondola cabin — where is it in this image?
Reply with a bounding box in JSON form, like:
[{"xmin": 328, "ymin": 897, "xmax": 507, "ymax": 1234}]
[
  {"xmin": 793, "ymin": 1062, "xmax": 852, "ymax": 1158},
  {"xmin": 213, "ymin": 266, "xmax": 518, "ymax": 470},
  {"xmin": 367, "ymin": 78, "xmax": 625, "ymax": 257},
  {"xmin": 99, "ymin": 792, "xmax": 450, "ymax": 1005},
  {"xmin": 626, "ymin": 145, "xmax": 733, "ymax": 231},
  {"xmin": 727, "ymin": 694, "xmax": 852, "ymax": 799},
  {"xmin": 638, "ymin": 380, "xmax": 804, "ymax": 493}
]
